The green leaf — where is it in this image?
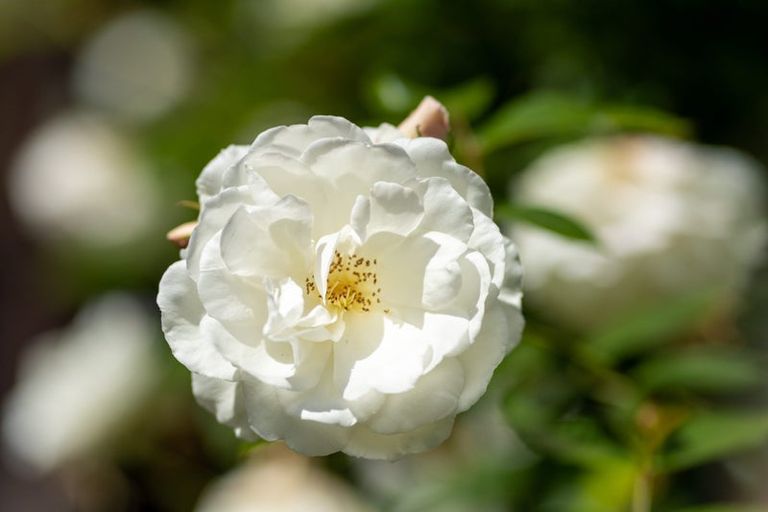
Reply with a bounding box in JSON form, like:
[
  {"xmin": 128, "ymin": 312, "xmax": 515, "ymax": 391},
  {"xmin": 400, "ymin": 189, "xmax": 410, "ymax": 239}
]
[
  {"xmin": 496, "ymin": 203, "xmax": 596, "ymax": 242},
  {"xmin": 632, "ymin": 347, "xmax": 762, "ymax": 394},
  {"xmin": 583, "ymin": 290, "xmax": 715, "ymax": 365},
  {"xmin": 477, "ymin": 91, "xmax": 691, "ymax": 152},
  {"xmin": 439, "ymin": 77, "xmax": 495, "ymax": 120},
  {"xmin": 601, "ymin": 105, "xmax": 691, "ymax": 138},
  {"xmin": 478, "ymin": 91, "xmax": 594, "ymax": 151},
  {"xmin": 663, "ymin": 410, "xmax": 768, "ymax": 472}
]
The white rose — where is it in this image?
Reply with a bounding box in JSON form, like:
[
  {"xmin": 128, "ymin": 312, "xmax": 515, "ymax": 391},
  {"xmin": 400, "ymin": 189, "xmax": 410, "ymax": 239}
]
[
  {"xmin": 9, "ymin": 112, "xmax": 158, "ymax": 246},
  {"xmin": 2, "ymin": 295, "xmax": 160, "ymax": 473},
  {"xmin": 195, "ymin": 447, "xmax": 374, "ymax": 512},
  {"xmin": 158, "ymin": 116, "xmax": 523, "ymax": 459},
  {"xmin": 511, "ymin": 135, "xmax": 767, "ymax": 330}
]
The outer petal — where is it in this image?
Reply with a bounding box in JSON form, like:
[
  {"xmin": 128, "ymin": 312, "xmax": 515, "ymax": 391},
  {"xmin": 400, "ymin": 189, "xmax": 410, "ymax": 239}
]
[
  {"xmin": 196, "ymin": 145, "xmax": 249, "ymax": 203},
  {"xmin": 468, "ymin": 208, "xmax": 508, "ymax": 290},
  {"xmin": 363, "ymin": 123, "xmax": 404, "ymax": 143},
  {"xmin": 241, "ymin": 377, "xmax": 351, "ymax": 456},
  {"xmin": 366, "ymin": 358, "xmax": 464, "ymax": 434},
  {"xmin": 250, "ymin": 116, "xmax": 371, "ymax": 158},
  {"xmin": 157, "ymin": 261, "xmax": 236, "ymax": 380},
  {"xmin": 456, "ymin": 302, "xmax": 523, "ymax": 411},
  {"xmin": 345, "ymin": 417, "xmax": 455, "ymax": 460},
  {"xmin": 191, "ymin": 373, "xmax": 256, "ymax": 440},
  {"xmin": 395, "ymin": 137, "xmax": 493, "ymax": 216}
]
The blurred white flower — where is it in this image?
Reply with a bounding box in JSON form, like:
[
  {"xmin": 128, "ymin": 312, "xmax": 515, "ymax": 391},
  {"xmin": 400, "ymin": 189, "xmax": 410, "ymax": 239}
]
[
  {"xmin": 158, "ymin": 116, "xmax": 524, "ymax": 459},
  {"xmin": 258, "ymin": 0, "xmax": 378, "ymax": 30},
  {"xmin": 2, "ymin": 294, "xmax": 160, "ymax": 474},
  {"xmin": 511, "ymin": 135, "xmax": 767, "ymax": 330},
  {"xmin": 73, "ymin": 10, "xmax": 193, "ymax": 123},
  {"xmin": 195, "ymin": 447, "xmax": 374, "ymax": 512},
  {"xmin": 9, "ymin": 111, "xmax": 158, "ymax": 246}
]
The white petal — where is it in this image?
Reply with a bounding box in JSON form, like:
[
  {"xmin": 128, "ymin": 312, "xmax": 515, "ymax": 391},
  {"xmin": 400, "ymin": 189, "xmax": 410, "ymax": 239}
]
[
  {"xmin": 301, "ymin": 139, "xmax": 417, "ymax": 236},
  {"xmin": 197, "ymin": 232, "xmax": 268, "ymax": 329},
  {"xmin": 421, "ymin": 231, "xmax": 468, "ymax": 310},
  {"xmin": 290, "ymin": 305, "xmax": 342, "ymax": 342},
  {"xmin": 349, "ymin": 195, "xmax": 370, "ymax": 240},
  {"xmin": 366, "ymin": 182, "xmax": 424, "ymax": 238},
  {"xmin": 186, "ymin": 183, "xmax": 280, "ymax": 280},
  {"xmin": 219, "ymin": 196, "xmax": 312, "ymax": 279},
  {"xmin": 313, "ymin": 226, "xmax": 362, "ymax": 302},
  {"xmin": 419, "ymin": 311, "xmax": 471, "ymax": 369},
  {"xmin": 363, "ymin": 231, "xmax": 465, "ymax": 311},
  {"xmin": 336, "ymin": 312, "xmax": 430, "ymax": 401},
  {"xmin": 201, "ymin": 316, "xmax": 293, "ymax": 387},
  {"xmin": 366, "ymin": 358, "xmax": 463, "ymax": 434},
  {"xmin": 263, "ymin": 278, "xmax": 306, "ymax": 338},
  {"xmin": 241, "ymin": 377, "xmax": 350, "ymax": 456},
  {"xmin": 363, "ymin": 123, "xmax": 405, "ymax": 143},
  {"xmin": 395, "ymin": 137, "xmax": 493, "ymax": 216},
  {"xmin": 191, "ymin": 373, "xmax": 256, "ymax": 440},
  {"xmin": 456, "ymin": 302, "xmax": 523, "ymax": 411},
  {"xmin": 345, "ymin": 417, "xmax": 454, "ymax": 460},
  {"xmin": 277, "ymin": 368, "xmax": 357, "ymax": 427},
  {"xmin": 250, "ymin": 116, "xmax": 371, "ymax": 158},
  {"xmin": 196, "ymin": 145, "xmax": 248, "ymax": 203},
  {"xmin": 157, "ymin": 261, "xmax": 236, "ymax": 380},
  {"xmin": 416, "ymin": 177, "xmax": 475, "ymax": 242},
  {"xmin": 303, "ymin": 138, "xmax": 415, "ymax": 185},
  {"xmin": 236, "ymin": 152, "xmax": 331, "ymax": 236},
  {"xmin": 468, "ymin": 208, "xmax": 508, "ymax": 289}
]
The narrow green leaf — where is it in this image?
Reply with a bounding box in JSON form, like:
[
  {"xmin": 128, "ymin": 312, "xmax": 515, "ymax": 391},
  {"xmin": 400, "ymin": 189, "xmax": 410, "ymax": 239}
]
[
  {"xmin": 478, "ymin": 91, "xmax": 593, "ymax": 151},
  {"xmin": 496, "ymin": 203, "xmax": 596, "ymax": 242},
  {"xmin": 601, "ymin": 105, "xmax": 691, "ymax": 138},
  {"xmin": 583, "ymin": 291, "xmax": 715, "ymax": 364},
  {"xmin": 632, "ymin": 347, "xmax": 762, "ymax": 394},
  {"xmin": 477, "ymin": 91, "xmax": 691, "ymax": 152},
  {"xmin": 663, "ymin": 410, "xmax": 768, "ymax": 471}
]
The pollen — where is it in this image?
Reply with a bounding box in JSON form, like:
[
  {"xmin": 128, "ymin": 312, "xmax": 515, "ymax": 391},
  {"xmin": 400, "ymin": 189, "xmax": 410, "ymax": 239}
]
[{"xmin": 305, "ymin": 250, "xmax": 383, "ymax": 313}]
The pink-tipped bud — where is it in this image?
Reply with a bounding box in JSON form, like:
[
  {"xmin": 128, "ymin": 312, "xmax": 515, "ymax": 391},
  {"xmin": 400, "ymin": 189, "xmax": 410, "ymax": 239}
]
[{"xmin": 398, "ymin": 96, "xmax": 450, "ymax": 140}]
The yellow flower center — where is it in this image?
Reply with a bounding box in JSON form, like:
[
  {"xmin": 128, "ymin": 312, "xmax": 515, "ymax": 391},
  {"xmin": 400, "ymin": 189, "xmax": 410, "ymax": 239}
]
[{"xmin": 305, "ymin": 250, "xmax": 385, "ymax": 313}]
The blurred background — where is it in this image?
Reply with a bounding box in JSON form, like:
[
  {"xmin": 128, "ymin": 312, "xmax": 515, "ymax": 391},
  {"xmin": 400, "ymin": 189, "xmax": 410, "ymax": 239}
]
[{"xmin": 1, "ymin": 0, "xmax": 767, "ymax": 510}]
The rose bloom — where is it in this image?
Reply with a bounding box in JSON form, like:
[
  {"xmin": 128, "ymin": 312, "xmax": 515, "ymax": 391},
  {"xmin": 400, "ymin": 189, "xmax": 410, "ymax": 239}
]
[
  {"xmin": 195, "ymin": 447, "xmax": 374, "ymax": 512},
  {"xmin": 2, "ymin": 295, "xmax": 159, "ymax": 473},
  {"xmin": 511, "ymin": 135, "xmax": 767, "ymax": 331},
  {"xmin": 158, "ymin": 116, "xmax": 523, "ymax": 459}
]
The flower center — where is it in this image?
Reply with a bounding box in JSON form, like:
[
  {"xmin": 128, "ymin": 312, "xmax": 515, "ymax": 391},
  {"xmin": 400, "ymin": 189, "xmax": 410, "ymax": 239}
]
[{"xmin": 305, "ymin": 250, "xmax": 383, "ymax": 313}]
